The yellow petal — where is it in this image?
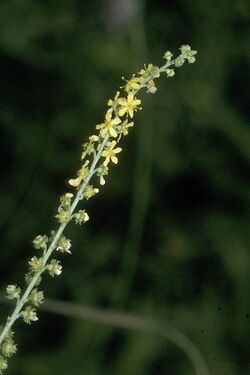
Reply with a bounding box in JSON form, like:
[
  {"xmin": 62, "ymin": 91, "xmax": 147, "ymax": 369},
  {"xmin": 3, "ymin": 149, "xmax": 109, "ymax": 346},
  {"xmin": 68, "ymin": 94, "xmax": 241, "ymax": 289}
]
[
  {"xmin": 89, "ymin": 135, "xmax": 99, "ymax": 142},
  {"xmin": 100, "ymin": 128, "xmax": 108, "ymax": 138},
  {"xmin": 132, "ymin": 99, "xmax": 141, "ymax": 106},
  {"xmin": 109, "ymin": 127, "xmax": 118, "ymax": 138},
  {"xmin": 127, "ymin": 92, "xmax": 134, "ymax": 102},
  {"xmin": 105, "ymin": 111, "xmax": 112, "ymax": 121},
  {"xmin": 112, "ymin": 117, "xmax": 122, "ymax": 125},
  {"xmin": 96, "ymin": 123, "xmax": 104, "ymax": 130},
  {"xmin": 128, "ymin": 108, "xmax": 134, "ymax": 118},
  {"xmin": 132, "ymin": 82, "xmax": 139, "ymax": 89},
  {"xmin": 103, "ymin": 158, "xmax": 110, "ymax": 167},
  {"xmin": 111, "ymin": 155, "xmax": 118, "ymax": 164},
  {"xmin": 118, "ymin": 98, "xmax": 126, "ymax": 106},
  {"xmin": 119, "ymin": 107, "xmax": 127, "ymax": 117}
]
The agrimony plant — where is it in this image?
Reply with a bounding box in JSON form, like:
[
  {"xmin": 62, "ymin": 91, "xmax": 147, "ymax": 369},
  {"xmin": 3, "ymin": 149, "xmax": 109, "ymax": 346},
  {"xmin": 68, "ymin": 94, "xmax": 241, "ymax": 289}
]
[{"xmin": 0, "ymin": 45, "xmax": 197, "ymax": 373}]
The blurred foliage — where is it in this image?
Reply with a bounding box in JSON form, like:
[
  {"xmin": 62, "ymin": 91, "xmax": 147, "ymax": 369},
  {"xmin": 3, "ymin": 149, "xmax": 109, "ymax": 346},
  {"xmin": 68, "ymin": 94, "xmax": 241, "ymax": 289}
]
[{"xmin": 0, "ymin": 0, "xmax": 249, "ymax": 374}]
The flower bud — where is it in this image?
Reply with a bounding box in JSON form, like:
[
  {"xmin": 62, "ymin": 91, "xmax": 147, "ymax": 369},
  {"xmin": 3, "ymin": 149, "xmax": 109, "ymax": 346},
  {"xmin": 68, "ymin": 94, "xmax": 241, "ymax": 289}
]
[
  {"xmin": 163, "ymin": 51, "xmax": 173, "ymax": 61},
  {"xmin": 166, "ymin": 69, "xmax": 175, "ymax": 77}
]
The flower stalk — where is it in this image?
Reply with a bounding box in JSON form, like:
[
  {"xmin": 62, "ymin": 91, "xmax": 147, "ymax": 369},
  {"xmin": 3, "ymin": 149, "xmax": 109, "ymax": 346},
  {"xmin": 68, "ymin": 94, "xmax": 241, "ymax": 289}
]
[{"xmin": 0, "ymin": 45, "xmax": 197, "ymax": 372}]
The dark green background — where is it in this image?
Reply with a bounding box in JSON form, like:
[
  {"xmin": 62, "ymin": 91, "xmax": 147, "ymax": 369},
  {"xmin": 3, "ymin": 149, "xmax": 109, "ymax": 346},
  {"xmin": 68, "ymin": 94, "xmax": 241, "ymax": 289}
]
[{"xmin": 0, "ymin": 0, "xmax": 249, "ymax": 374}]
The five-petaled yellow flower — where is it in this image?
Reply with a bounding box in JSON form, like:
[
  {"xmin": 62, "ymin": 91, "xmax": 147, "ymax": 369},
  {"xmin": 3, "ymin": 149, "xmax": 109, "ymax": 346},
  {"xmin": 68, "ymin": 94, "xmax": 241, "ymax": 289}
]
[
  {"xmin": 118, "ymin": 92, "xmax": 141, "ymax": 118},
  {"xmin": 102, "ymin": 141, "xmax": 122, "ymax": 166},
  {"xmin": 96, "ymin": 110, "xmax": 121, "ymax": 138}
]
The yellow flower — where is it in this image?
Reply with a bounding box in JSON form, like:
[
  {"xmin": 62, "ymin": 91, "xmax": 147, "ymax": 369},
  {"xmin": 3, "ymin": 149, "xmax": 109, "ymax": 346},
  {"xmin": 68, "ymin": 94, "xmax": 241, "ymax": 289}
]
[
  {"xmin": 124, "ymin": 75, "xmax": 143, "ymax": 92},
  {"xmin": 102, "ymin": 140, "xmax": 122, "ymax": 166},
  {"xmin": 96, "ymin": 110, "xmax": 121, "ymax": 138},
  {"xmin": 118, "ymin": 92, "xmax": 141, "ymax": 118}
]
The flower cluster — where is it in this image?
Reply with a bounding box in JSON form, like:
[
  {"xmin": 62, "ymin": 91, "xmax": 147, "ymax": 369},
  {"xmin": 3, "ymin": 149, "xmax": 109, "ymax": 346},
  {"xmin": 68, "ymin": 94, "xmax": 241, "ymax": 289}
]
[{"xmin": 0, "ymin": 45, "xmax": 197, "ymax": 373}]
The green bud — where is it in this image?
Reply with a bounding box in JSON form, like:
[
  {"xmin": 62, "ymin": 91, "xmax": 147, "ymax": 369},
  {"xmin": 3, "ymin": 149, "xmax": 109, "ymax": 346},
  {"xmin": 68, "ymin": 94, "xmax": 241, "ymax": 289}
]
[
  {"xmin": 175, "ymin": 56, "xmax": 185, "ymax": 67},
  {"xmin": 166, "ymin": 68, "xmax": 175, "ymax": 77},
  {"xmin": 179, "ymin": 45, "xmax": 197, "ymax": 64},
  {"xmin": 146, "ymin": 80, "xmax": 157, "ymax": 94},
  {"xmin": 140, "ymin": 64, "xmax": 160, "ymax": 79},
  {"xmin": 150, "ymin": 66, "xmax": 160, "ymax": 78},
  {"xmin": 187, "ymin": 56, "xmax": 196, "ymax": 64},
  {"xmin": 180, "ymin": 45, "xmax": 192, "ymax": 54},
  {"xmin": 163, "ymin": 51, "xmax": 173, "ymax": 61}
]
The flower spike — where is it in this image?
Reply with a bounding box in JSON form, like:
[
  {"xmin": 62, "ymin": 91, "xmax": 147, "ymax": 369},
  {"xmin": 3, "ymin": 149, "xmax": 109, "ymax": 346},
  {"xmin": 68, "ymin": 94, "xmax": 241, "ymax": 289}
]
[{"xmin": 0, "ymin": 45, "xmax": 197, "ymax": 372}]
